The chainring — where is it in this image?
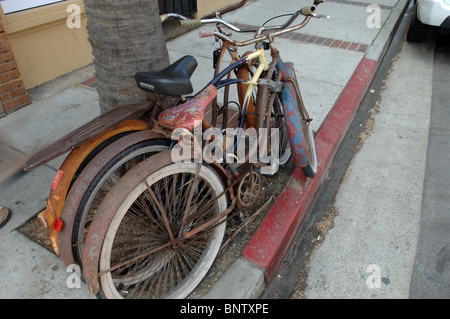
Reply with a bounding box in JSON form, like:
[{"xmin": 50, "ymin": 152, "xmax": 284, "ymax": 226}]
[{"xmin": 237, "ymin": 170, "xmax": 263, "ymax": 209}]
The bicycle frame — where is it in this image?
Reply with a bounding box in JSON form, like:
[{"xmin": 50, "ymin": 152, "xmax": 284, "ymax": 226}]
[
  {"xmin": 202, "ymin": 43, "xmax": 311, "ymax": 169},
  {"xmin": 82, "ymin": 3, "xmax": 325, "ymax": 297},
  {"xmin": 193, "ymin": 11, "xmax": 320, "ymax": 171},
  {"xmin": 208, "ymin": 47, "xmax": 268, "ymax": 140}
]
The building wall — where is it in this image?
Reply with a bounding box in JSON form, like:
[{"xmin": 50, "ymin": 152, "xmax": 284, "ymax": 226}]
[
  {"xmin": 196, "ymin": 0, "xmax": 242, "ymax": 18},
  {"xmin": 0, "ymin": 14, "xmax": 31, "ymax": 117},
  {"xmin": 0, "ymin": 0, "xmax": 92, "ymax": 91}
]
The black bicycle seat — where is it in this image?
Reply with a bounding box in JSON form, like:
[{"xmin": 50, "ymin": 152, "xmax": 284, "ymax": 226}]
[{"xmin": 135, "ymin": 55, "xmax": 198, "ymax": 96}]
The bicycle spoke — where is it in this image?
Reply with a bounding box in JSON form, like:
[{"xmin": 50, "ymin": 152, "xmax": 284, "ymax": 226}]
[
  {"xmin": 99, "ymin": 162, "xmax": 229, "ymax": 298},
  {"xmin": 144, "ymin": 179, "xmax": 175, "ymax": 241},
  {"xmin": 106, "ymin": 172, "xmax": 229, "ymax": 295},
  {"xmin": 179, "ymin": 163, "xmax": 202, "ymax": 236},
  {"xmin": 100, "ymin": 241, "xmax": 172, "ymax": 277}
]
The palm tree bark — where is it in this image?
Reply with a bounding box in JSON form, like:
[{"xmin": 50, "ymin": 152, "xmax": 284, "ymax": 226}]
[{"xmin": 84, "ymin": 0, "xmax": 169, "ymax": 113}]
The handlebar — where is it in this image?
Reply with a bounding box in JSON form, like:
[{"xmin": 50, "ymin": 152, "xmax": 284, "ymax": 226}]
[{"xmin": 161, "ymin": 3, "xmax": 329, "ymax": 47}]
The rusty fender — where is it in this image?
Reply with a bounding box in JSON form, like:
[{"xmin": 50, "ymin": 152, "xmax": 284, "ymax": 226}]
[
  {"xmin": 277, "ymin": 61, "xmax": 310, "ymax": 167},
  {"xmin": 24, "ymin": 101, "xmax": 155, "ymax": 171},
  {"xmin": 58, "ymin": 130, "xmax": 168, "ymax": 267},
  {"xmin": 37, "ymin": 120, "xmax": 149, "ymax": 255}
]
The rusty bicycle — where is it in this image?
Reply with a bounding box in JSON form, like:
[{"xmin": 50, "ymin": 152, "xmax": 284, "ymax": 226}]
[
  {"xmin": 81, "ymin": 1, "xmax": 327, "ymax": 299},
  {"xmin": 23, "ymin": 5, "xmax": 252, "ymax": 269}
]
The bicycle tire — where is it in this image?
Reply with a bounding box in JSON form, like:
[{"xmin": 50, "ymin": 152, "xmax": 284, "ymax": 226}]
[
  {"xmin": 71, "ymin": 138, "xmax": 171, "ymax": 264},
  {"xmin": 300, "ymin": 122, "xmax": 317, "ymax": 177},
  {"xmin": 292, "ymin": 70, "xmax": 317, "ymax": 178},
  {"xmin": 269, "ymin": 92, "xmax": 291, "ymax": 167},
  {"xmin": 96, "ymin": 161, "xmax": 227, "ymax": 299}
]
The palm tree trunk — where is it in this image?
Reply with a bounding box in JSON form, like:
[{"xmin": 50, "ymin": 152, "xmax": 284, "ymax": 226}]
[{"xmin": 84, "ymin": 0, "xmax": 169, "ymax": 113}]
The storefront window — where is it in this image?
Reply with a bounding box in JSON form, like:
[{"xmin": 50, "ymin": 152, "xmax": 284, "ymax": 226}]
[{"xmin": 1, "ymin": 0, "xmax": 66, "ymax": 14}]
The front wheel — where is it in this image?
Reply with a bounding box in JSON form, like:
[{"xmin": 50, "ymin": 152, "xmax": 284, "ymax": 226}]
[
  {"xmin": 300, "ymin": 123, "xmax": 317, "ymax": 178},
  {"xmin": 97, "ymin": 161, "xmax": 228, "ymax": 299}
]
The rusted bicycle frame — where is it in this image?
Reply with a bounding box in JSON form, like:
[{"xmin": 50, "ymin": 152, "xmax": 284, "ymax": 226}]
[
  {"xmin": 81, "ymin": 3, "xmax": 326, "ymax": 295},
  {"xmin": 24, "ymin": 4, "xmax": 324, "ymax": 294}
]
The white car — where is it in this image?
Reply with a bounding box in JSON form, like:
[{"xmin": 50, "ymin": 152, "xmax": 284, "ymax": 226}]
[{"xmin": 407, "ymin": 0, "xmax": 450, "ymax": 42}]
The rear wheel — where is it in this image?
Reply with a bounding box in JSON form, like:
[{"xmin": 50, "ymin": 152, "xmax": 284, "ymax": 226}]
[
  {"xmin": 97, "ymin": 162, "xmax": 228, "ymax": 299},
  {"xmin": 255, "ymin": 91, "xmax": 291, "ymax": 174},
  {"xmin": 269, "ymin": 92, "xmax": 291, "ymax": 167},
  {"xmin": 72, "ymin": 138, "xmax": 171, "ymax": 264}
]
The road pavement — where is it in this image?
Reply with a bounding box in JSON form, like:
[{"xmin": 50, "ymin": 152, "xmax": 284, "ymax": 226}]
[{"xmin": 409, "ymin": 33, "xmax": 450, "ymax": 299}]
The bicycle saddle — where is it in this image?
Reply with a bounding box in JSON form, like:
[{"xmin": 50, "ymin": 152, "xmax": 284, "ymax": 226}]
[
  {"xmin": 158, "ymin": 85, "xmax": 217, "ymax": 131},
  {"xmin": 135, "ymin": 55, "xmax": 198, "ymax": 96}
]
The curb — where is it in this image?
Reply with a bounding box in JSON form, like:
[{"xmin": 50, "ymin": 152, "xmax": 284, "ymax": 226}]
[
  {"xmin": 243, "ymin": 56, "xmax": 378, "ymax": 280},
  {"xmin": 203, "ymin": 0, "xmax": 411, "ymax": 299}
]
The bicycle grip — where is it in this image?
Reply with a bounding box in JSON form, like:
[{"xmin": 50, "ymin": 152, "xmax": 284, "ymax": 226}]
[
  {"xmin": 300, "ymin": 5, "xmax": 316, "ymax": 15},
  {"xmin": 199, "ymin": 30, "xmax": 216, "ymax": 38},
  {"xmin": 160, "ymin": 14, "xmax": 169, "ymax": 23},
  {"xmin": 180, "ymin": 19, "xmax": 202, "ymax": 27}
]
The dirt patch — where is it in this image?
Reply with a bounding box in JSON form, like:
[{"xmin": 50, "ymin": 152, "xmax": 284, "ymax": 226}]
[
  {"xmin": 288, "ymin": 204, "xmax": 338, "ymax": 299},
  {"xmin": 18, "ymin": 216, "xmax": 53, "ymax": 253},
  {"xmin": 310, "ymin": 205, "xmax": 339, "ymax": 247}
]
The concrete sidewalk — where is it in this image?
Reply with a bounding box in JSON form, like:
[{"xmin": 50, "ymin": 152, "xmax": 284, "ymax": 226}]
[{"xmin": 0, "ymin": 0, "xmax": 410, "ymax": 299}]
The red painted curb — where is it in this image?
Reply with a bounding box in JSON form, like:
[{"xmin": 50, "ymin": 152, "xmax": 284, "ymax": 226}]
[{"xmin": 242, "ymin": 57, "xmax": 378, "ymax": 281}]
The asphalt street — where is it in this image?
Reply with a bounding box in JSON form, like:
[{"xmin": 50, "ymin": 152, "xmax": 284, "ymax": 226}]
[{"xmin": 409, "ymin": 33, "xmax": 450, "ymax": 299}]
